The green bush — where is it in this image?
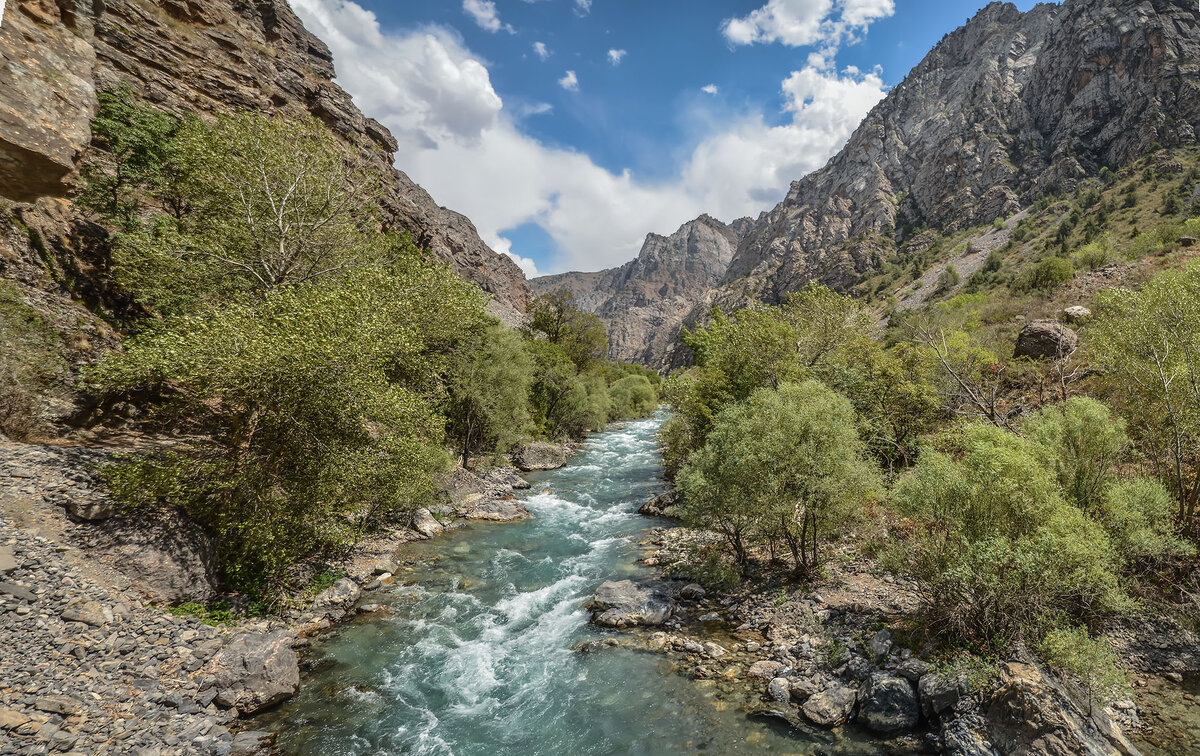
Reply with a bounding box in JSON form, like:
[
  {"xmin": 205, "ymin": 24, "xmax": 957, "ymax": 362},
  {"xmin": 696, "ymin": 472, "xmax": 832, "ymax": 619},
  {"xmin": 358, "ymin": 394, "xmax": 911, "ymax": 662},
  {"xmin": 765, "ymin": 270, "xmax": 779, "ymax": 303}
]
[
  {"xmin": 1023, "ymin": 398, "xmax": 1128, "ymax": 511},
  {"xmin": 893, "ymin": 423, "xmax": 1128, "ymax": 646},
  {"xmin": 606, "ymin": 374, "xmax": 657, "ymax": 420},
  {"xmin": 1013, "ymin": 257, "xmax": 1074, "ymax": 292},
  {"xmin": 1039, "ymin": 626, "xmax": 1129, "ymax": 713},
  {"xmin": 0, "ymin": 280, "xmax": 69, "ymax": 440},
  {"xmin": 1097, "ymin": 478, "xmax": 1195, "ymax": 564}
]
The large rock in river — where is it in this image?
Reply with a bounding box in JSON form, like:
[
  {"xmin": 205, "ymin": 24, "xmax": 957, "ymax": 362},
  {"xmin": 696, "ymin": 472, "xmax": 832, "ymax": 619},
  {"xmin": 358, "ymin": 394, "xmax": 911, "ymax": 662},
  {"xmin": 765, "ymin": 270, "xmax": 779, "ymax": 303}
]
[
  {"xmin": 205, "ymin": 632, "xmax": 299, "ymax": 715},
  {"xmin": 588, "ymin": 579, "xmax": 674, "ymax": 627},
  {"xmin": 801, "ymin": 681, "xmax": 858, "ymax": 728},
  {"xmin": 857, "ymin": 671, "xmax": 920, "ymax": 733},
  {"xmin": 513, "ymin": 442, "xmax": 572, "ymax": 471}
]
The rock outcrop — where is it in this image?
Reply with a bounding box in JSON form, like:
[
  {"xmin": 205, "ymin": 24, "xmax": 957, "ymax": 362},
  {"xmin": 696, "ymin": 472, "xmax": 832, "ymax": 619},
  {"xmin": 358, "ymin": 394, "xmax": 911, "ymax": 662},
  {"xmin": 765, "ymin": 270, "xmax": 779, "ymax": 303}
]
[
  {"xmin": 0, "ymin": 0, "xmax": 531, "ymax": 322},
  {"xmin": 587, "ymin": 579, "xmax": 675, "ymax": 627},
  {"xmin": 205, "ymin": 631, "xmax": 300, "ymax": 715},
  {"xmin": 532, "ymin": 215, "xmax": 747, "ymax": 367}
]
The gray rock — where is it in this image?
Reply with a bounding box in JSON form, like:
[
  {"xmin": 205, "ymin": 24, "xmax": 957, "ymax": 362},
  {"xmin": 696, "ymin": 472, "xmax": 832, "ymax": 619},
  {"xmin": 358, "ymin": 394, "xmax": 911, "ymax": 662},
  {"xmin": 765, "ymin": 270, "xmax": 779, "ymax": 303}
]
[
  {"xmin": 61, "ymin": 600, "xmax": 109, "ymax": 626},
  {"xmin": 230, "ymin": 730, "xmax": 276, "ymax": 755},
  {"xmin": 1063, "ymin": 305, "xmax": 1093, "ymax": 323},
  {"xmin": 638, "ymin": 490, "xmax": 681, "ymax": 518},
  {"xmin": 801, "ymin": 682, "xmax": 857, "ymax": 727},
  {"xmin": 0, "ymin": 707, "xmax": 30, "ymax": 730},
  {"xmin": 868, "ymin": 629, "xmax": 893, "ymax": 661},
  {"xmin": 920, "ymin": 672, "xmax": 967, "ymax": 720},
  {"xmin": 0, "ymin": 545, "xmax": 16, "ymax": 574},
  {"xmin": 311, "ymin": 578, "xmax": 361, "ymax": 614},
  {"xmin": 679, "ymin": 583, "xmax": 706, "ymax": 600},
  {"xmin": 0, "ymin": 581, "xmax": 36, "ymax": 602},
  {"xmin": 206, "ymin": 632, "xmax": 299, "ymax": 715},
  {"xmin": 65, "ymin": 497, "xmax": 116, "ymax": 521},
  {"xmin": 748, "ymin": 660, "xmax": 787, "ymax": 681},
  {"xmin": 457, "ymin": 498, "xmax": 530, "ymax": 522},
  {"xmin": 767, "ymin": 677, "xmax": 791, "ymax": 704},
  {"xmin": 942, "ymin": 713, "xmax": 1001, "ymax": 756},
  {"xmin": 411, "ymin": 508, "xmax": 443, "ymax": 538},
  {"xmin": 513, "ymin": 442, "xmax": 572, "ymax": 471},
  {"xmin": 858, "ymin": 672, "xmax": 920, "ymax": 733},
  {"xmin": 97, "ymin": 510, "xmax": 218, "ymax": 603},
  {"xmin": 1014, "ymin": 320, "xmax": 1078, "ymax": 360},
  {"xmin": 33, "ymin": 695, "xmax": 81, "ymax": 716},
  {"xmin": 588, "ymin": 579, "xmax": 674, "ymax": 627}
]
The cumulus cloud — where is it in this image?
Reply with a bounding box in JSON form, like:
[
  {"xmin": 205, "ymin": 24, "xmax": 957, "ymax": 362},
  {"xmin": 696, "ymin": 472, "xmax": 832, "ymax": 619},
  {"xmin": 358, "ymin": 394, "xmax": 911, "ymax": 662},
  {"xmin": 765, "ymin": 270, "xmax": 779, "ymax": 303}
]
[
  {"xmin": 532, "ymin": 41, "xmax": 550, "ymax": 60},
  {"xmin": 490, "ymin": 236, "xmax": 541, "ymax": 278},
  {"xmin": 462, "ymin": 0, "xmax": 514, "ymax": 33},
  {"xmin": 291, "ymin": 0, "xmax": 887, "ymax": 274},
  {"xmin": 607, "ymin": 48, "xmax": 626, "ymax": 65},
  {"xmin": 722, "ymin": 0, "xmax": 893, "ymax": 55},
  {"xmin": 558, "ymin": 70, "xmax": 579, "ymax": 91},
  {"xmin": 701, "ymin": 84, "xmax": 719, "ymax": 95},
  {"xmin": 574, "ymin": 0, "xmax": 591, "ymax": 15}
]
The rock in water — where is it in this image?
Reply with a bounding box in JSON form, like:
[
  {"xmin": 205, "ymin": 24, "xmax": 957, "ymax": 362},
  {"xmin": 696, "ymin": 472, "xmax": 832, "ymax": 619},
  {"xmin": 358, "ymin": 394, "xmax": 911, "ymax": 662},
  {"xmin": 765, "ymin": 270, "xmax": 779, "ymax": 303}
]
[
  {"xmin": 206, "ymin": 632, "xmax": 299, "ymax": 715},
  {"xmin": 412, "ymin": 508, "xmax": 443, "ymax": 538},
  {"xmin": 801, "ymin": 682, "xmax": 857, "ymax": 728},
  {"xmin": 1014, "ymin": 320, "xmax": 1078, "ymax": 359},
  {"xmin": 767, "ymin": 677, "xmax": 791, "ymax": 704},
  {"xmin": 588, "ymin": 579, "xmax": 674, "ymax": 627},
  {"xmin": 513, "ymin": 442, "xmax": 572, "ymax": 471},
  {"xmin": 857, "ymin": 672, "xmax": 920, "ymax": 733},
  {"xmin": 311, "ymin": 578, "xmax": 361, "ymax": 615}
]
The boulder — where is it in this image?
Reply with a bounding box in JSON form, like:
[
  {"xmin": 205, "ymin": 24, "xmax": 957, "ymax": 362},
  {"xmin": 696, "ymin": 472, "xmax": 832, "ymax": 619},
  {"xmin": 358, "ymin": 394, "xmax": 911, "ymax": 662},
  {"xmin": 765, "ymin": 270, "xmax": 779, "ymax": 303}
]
[
  {"xmin": 942, "ymin": 713, "xmax": 1001, "ymax": 756},
  {"xmin": 230, "ymin": 730, "xmax": 277, "ymax": 755},
  {"xmin": 513, "ymin": 442, "xmax": 571, "ymax": 471},
  {"xmin": 920, "ymin": 672, "xmax": 967, "ymax": 720},
  {"xmin": 97, "ymin": 510, "xmax": 217, "ymax": 604},
  {"xmin": 867, "ymin": 629, "xmax": 893, "ymax": 661},
  {"xmin": 311, "ymin": 578, "xmax": 361, "ymax": 614},
  {"xmin": 638, "ymin": 491, "xmax": 680, "ymax": 518},
  {"xmin": 206, "ymin": 632, "xmax": 299, "ymax": 715},
  {"xmin": 61, "ymin": 600, "xmax": 109, "ymax": 627},
  {"xmin": 747, "ymin": 660, "xmax": 787, "ymax": 681},
  {"xmin": 679, "ymin": 583, "xmax": 706, "ymax": 600},
  {"xmin": 411, "ymin": 508, "xmax": 443, "ymax": 538},
  {"xmin": 1179, "ymin": 236, "xmax": 1197, "ymax": 248},
  {"xmin": 1062, "ymin": 305, "xmax": 1093, "ymax": 323},
  {"xmin": 0, "ymin": 545, "xmax": 15, "ymax": 574},
  {"xmin": 1014, "ymin": 320, "xmax": 1078, "ymax": 359},
  {"xmin": 801, "ymin": 681, "xmax": 857, "ymax": 727},
  {"xmin": 0, "ymin": 708, "xmax": 30, "ymax": 730},
  {"xmin": 588, "ymin": 579, "xmax": 674, "ymax": 627},
  {"xmin": 456, "ymin": 498, "xmax": 530, "ymax": 522},
  {"xmin": 767, "ymin": 677, "xmax": 792, "ymax": 704},
  {"xmin": 858, "ymin": 672, "xmax": 920, "ymax": 733}
]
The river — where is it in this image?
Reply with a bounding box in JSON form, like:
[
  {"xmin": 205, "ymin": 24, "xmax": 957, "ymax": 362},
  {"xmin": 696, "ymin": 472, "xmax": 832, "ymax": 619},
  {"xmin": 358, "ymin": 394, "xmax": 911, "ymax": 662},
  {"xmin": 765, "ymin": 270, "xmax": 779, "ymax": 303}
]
[{"xmin": 261, "ymin": 413, "xmax": 844, "ymax": 754}]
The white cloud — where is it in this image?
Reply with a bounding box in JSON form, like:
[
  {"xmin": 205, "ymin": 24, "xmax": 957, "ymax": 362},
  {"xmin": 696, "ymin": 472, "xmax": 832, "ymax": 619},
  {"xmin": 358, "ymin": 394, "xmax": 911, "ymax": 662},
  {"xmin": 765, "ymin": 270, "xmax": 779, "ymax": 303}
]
[
  {"xmin": 558, "ymin": 70, "xmax": 579, "ymax": 91},
  {"xmin": 607, "ymin": 48, "xmax": 626, "ymax": 65},
  {"xmin": 574, "ymin": 0, "xmax": 591, "ymax": 15},
  {"xmin": 462, "ymin": 0, "xmax": 513, "ymax": 33},
  {"xmin": 291, "ymin": 0, "xmax": 887, "ymax": 275},
  {"xmin": 701, "ymin": 84, "xmax": 719, "ymax": 95},
  {"xmin": 518, "ymin": 102, "xmax": 554, "ymax": 117},
  {"xmin": 490, "ymin": 236, "xmax": 541, "ymax": 278},
  {"xmin": 532, "ymin": 41, "xmax": 550, "ymax": 60},
  {"xmin": 722, "ymin": 0, "xmax": 893, "ymax": 55}
]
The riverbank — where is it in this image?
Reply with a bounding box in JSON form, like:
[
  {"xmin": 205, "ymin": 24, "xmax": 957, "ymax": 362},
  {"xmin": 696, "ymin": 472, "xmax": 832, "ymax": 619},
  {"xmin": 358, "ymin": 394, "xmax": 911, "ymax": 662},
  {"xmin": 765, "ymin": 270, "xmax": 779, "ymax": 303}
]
[{"xmin": 0, "ymin": 434, "xmax": 575, "ymax": 754}]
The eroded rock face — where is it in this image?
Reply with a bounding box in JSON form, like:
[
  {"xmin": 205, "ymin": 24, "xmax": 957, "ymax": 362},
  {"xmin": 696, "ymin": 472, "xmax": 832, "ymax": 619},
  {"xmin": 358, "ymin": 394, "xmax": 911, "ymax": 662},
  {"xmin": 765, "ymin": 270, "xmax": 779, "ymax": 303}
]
[
  {"xmin": 587, "ymin": 579, "xmax": 674, "ymax": 627},
  {"xmin": 0, "ymin": 0, "xmax": 97, "ymax": 201},
  {"xmin": 206, "ymin": 632, "xmax": 299, "ymax": 715}
]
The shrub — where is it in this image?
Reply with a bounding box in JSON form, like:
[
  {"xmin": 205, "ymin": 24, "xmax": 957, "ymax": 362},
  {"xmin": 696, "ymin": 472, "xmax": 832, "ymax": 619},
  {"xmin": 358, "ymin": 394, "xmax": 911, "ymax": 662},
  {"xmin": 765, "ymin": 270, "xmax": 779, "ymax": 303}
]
[
  {"xmin": 893, "ymin": 423, "xmax": 1128, "ymax": 646},
  {"xmin": 0, "ymin": 281, "xmax": 68, "ymax": 440},
  {"xmin": 606, "ymin": 374, "xmax": 657, "ymax": 420},
  {"xmin": 1013, "ymin": 257, "xmax": 1074, "ymax": 292},
  {"xmin": 1097, "ymin": 478, "xmax": 1195, "ymax": 564},
  {"xmin": 1073, "ymin": 237, "xmax": 1114, "ymax": 271},
  {"xmin": 933, "ymin": 263, "xmax": 961, "ymax": 296},
  {"xmin": 1023, "ymin": 398, "xmax": 1128, "ymax": 511},
  {"xmin": 1039, "ymin": 626, "xmax": 1129, "ymax": 713}
]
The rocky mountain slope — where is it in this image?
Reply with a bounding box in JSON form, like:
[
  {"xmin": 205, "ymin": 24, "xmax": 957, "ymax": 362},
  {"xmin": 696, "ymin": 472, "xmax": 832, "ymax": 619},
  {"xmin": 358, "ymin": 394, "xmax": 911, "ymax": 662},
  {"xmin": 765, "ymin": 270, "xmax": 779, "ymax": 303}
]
[
  {"xmin": 538, "ymin": 0, "xmax": 1200, "ymax": 367},
  {"xmin": 532, "ymin": 215, "xmax": 750, "ymax": 366},
  {"xmin": 0, "ymin": 0, "xmax": 531, "ymax": 323}
]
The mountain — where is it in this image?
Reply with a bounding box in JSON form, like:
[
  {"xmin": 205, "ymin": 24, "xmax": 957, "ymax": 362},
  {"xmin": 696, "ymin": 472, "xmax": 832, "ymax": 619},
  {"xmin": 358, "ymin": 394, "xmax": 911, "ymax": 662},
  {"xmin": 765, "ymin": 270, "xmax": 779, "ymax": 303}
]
[
  {"xmin": 536, "ymin": 0, "xmax": 1200, "ymax": 367},
  {"xmin": 0, "ymin": 0, "xmax": 531, "ymax": 322},
  {"xmin": 531, "ymin": 215, "xmax": 750, "ymax": 366}
]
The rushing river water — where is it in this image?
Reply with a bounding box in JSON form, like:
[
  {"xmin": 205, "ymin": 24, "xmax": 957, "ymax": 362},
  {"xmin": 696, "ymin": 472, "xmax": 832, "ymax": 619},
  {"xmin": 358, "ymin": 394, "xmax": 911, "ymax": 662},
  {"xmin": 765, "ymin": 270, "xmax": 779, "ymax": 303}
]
[{"xmin": 263, "ymin": 413, "xmax": 844, "ymax": 755}]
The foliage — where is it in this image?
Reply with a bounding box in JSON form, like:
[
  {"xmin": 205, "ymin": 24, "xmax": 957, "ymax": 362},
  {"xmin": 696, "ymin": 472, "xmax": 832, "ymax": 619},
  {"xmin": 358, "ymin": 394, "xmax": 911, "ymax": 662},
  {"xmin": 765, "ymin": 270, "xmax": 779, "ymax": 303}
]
[
  {"xmin": 0, "ymin": 280, "xmax": 68, "ymax": 439},
  {"xmin": 444, "ymin": 321, "xmax": 535, "ymax": 464},
  {"xmin": 527, "ymin": 290, "xmax": 609, "ymax": 369},
  {"xmin": 89, "ymin": 258, "xmax": 485, "ymax": 594},
  {"xmin": 1090, "ymin": 263, "xmax": 1200, "ymax": 531},
  {"xmin": 606, "ymin": 374, "xmax": 657, "ymax": 421},
  {"xmin": 676, "ymin": 381, "xmax": 877, "ymax": 575},
  {"xmin": 1097, "ymin": 478, "xmax": 1195, "ymax": 564},
  {"xmin": 933, "ymin": 263, "xmax": 961, "ymax": 296},
  {"xmin": 1012, "ymin": 256, "xmax": 1074, "ymax": 292},
  {"xmin": 1039, "ymin": 626, "xmax": 1130, "ymax": 713},
  {"xmin": 661, "ymin": 540, "xmax": 742, "ymax": 593},
  {"xmin": 1023, "ymin": 397, "xmax": 1128, "ymax": 512},
  {"xmin": 893, "ymin": 423, "xmax": 1128, "ymax": 646}
]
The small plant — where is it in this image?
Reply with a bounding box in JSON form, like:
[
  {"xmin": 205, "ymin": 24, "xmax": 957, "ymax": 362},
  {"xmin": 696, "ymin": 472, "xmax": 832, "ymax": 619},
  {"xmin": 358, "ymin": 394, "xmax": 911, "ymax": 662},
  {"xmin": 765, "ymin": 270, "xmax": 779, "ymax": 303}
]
[
  {"xmin": 1039, "ymin": 626, "xmax": 1130, "ymax": 713},
  {"xmin": 169, "ymin": 600, "xmax": 236, "ymax": 626},
  {"xmin": 933, "ymin": 651, "xmax": 1001, "ymax": 696},
  {"xmin": 772, "ymin": 587, "xmax": 789, "ymax": 607}
]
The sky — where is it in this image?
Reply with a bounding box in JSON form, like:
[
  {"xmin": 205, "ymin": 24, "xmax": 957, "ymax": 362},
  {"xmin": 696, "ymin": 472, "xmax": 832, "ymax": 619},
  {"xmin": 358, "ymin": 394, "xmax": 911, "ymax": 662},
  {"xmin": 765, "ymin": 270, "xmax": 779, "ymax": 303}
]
[{"xmin": 292, "ymin": 0, "xmax": 1043, "ymax": 277}]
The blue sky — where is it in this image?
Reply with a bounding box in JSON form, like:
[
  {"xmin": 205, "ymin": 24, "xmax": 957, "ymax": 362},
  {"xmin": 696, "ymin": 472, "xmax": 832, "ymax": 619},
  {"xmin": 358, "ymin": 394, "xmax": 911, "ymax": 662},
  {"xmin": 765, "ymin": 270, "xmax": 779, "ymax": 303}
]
[{"xmin": 294, "ymin": 0, "xmax": 1043, "ymax": 276}]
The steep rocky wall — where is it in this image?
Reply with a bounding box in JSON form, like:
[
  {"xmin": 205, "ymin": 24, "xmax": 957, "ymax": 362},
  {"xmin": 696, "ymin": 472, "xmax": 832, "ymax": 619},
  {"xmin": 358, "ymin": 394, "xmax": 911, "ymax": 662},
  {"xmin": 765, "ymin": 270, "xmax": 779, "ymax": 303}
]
[
  {"xmin": 532, "ymin": 215, "xmax": 745, "ymax": 367},
  {"xmin": 0, "ymin": 0, "xmax": 530, "ymax": 321}
]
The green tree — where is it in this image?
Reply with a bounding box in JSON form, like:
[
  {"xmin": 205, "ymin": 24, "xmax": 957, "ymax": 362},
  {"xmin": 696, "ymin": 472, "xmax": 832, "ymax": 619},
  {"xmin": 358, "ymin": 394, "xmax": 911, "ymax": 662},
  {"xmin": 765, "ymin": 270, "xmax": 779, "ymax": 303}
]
[
  {"xmin": 606, "ymin": 374, "xmax": 657, "ymax": 420},
  {"xmin": 1039, "ymin": 626, "xmax": 1130, "ymax": 713},
  {"xmin": 91, "ymin": 258, "xmax": 486, "ymax": 593},
  {"xmin": 527, "ymin": 291, "xmax": 609, "ymax": 369},
  {"xmin": 1090, "ymin": 264, "xmax": 1200, "ymax": 530},
  {"xmin": 444, "ymin": 322, "xmax": 535, "ymax": 465},
  {"xmin": 677, "ymin": 381, "xmax": 877, "ymax": 575}
]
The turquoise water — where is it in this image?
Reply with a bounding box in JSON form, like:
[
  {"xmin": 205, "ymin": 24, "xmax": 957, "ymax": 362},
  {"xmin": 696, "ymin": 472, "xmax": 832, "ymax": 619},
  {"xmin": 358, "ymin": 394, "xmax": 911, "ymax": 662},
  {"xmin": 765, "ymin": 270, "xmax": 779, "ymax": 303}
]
[{"xmin": 262, "ymin": 414, "xmax": 846, "ymax": 755}]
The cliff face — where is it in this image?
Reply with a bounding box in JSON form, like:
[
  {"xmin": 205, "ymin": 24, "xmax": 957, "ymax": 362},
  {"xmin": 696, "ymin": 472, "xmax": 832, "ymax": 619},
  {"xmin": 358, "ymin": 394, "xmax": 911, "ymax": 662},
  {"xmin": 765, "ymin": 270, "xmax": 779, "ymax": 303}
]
[
  {"xmin": 723, "ymin": 0, "xmax": 1200, "ymax": 302},
  {"xmin": 0, "ymin": 0, "xmax": 530, "ymax": 321},
  {"xmin": 532, "ymin": 215, "xmax": 746, "ymax": 367}
]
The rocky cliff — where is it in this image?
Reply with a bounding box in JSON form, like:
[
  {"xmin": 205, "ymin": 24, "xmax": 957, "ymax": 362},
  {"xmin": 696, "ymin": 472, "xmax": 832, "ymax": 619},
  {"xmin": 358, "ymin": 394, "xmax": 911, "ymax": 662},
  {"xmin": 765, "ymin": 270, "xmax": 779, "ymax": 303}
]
[
  {"xmin": 720, "ymin": 0, "xmax": 1200, "ymax": 304},
  {"xmin": 531, "ymin": 215, "xmax": 748, "ymax": 367},
  {"xmin": 0, "ymin": 0, "xmax": 530, "ymax": 322}
]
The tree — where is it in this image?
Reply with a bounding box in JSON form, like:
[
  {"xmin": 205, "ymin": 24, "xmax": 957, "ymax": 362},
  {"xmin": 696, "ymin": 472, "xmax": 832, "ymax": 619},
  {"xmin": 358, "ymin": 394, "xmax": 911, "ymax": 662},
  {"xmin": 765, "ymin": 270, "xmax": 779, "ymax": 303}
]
[
  {"xmin": 527, "ymin": 290, "xmax": 609, "ymax": 369},
  {"xmin": 90, "ymin": 257, "xmax": 487, "ymax": 594},
  {"xmin": 109, "ymin": 112, "xmax": 389, "ymax": 314},
  {"xmin": 1090, "ymin": 264, "xmax": 1200, "ymax": 532},
  {"xmin": 444, "ymin": 322, "xmax": 535, "ymax": 466},
  {"xmin": 677, "ymin": 381, "xmax": 877, "ymax": 575}
]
